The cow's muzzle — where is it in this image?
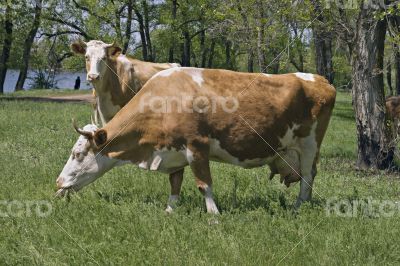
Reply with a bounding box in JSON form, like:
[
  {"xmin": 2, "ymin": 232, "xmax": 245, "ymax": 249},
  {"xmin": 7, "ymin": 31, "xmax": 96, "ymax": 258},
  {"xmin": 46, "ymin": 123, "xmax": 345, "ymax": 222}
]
[{"xmin": 87, "ymin": 73, "xmax": 100, "ymax": 81}]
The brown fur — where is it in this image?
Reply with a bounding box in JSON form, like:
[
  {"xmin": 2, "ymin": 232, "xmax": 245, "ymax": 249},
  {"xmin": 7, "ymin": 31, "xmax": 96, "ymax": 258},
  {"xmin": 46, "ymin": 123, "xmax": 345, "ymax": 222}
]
[
  {"xmin": 386, "ymin": 96, "xmax": 400, "ymax": 119},
  {"xmin": 93, "ymin": 69, "xmax": 336, "ymax": 190}
]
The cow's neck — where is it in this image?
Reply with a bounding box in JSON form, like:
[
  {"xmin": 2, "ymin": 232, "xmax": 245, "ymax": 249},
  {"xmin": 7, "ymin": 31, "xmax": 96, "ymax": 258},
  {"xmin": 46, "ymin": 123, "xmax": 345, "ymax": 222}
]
[
  {"xmin": 92, "ymin": 55, "xmax": 175, "ymax": 126},
  {"xmin": 93, "ymin": 57, "xmax": 135, "ymax": 125},
  {"xmin": 101, "ymin": 128, "xmax": 155, "ymax": 165}
]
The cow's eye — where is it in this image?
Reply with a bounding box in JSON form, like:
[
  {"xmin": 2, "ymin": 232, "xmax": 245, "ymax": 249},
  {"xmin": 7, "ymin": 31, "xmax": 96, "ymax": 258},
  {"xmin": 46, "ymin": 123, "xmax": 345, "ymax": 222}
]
[
  {"xmin": 73, "ymin": 151, "xmax": 84, "ymax": 161},
  {"xmin": 85, "ymin": 56, "xmax": 89, "ymax": 61}
]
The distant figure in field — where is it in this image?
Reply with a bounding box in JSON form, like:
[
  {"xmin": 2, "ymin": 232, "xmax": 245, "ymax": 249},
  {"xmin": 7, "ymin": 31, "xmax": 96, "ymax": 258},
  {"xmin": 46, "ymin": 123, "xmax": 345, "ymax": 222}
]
[{"xmin": 74, "ymin": 76, "xmax": 81, "ymax": 90}]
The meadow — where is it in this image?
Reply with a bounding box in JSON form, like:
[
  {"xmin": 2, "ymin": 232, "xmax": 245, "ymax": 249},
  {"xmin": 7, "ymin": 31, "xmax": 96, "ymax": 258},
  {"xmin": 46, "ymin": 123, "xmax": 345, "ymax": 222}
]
[{"xmin": 1, "ymin": 91, "xmax": 400, "ymax": 265}]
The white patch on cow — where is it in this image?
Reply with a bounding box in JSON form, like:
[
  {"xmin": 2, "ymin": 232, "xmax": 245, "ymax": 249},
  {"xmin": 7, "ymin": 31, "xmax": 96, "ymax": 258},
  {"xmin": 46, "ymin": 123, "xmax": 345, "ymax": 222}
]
[
  {"xmin": 169, "ymin": 63, "xmax": 181, "ymax": 68},
  {"xmin": 154, "ymin": 67, "xmax": 182, "ymax": 78},
  {"xmin": 85, "ymin": 43, "xmax": 108, "ymax": 79},
  {"xmin": 150, "ymin": 155, "xmax": 163, "ymax": 170},
  {"xmin": 263, "ymin": 73, "xmax": 272, "ymax": 77},
  {"xmin": 117, "ymin": 55, "xmax": 132, "ymax": 72},
  {"xmin": 279, "ymin": 124, "xmax": 301, "ymax": 147},
  {"xmin": 209, "ymin": 138, "xmax": 274, "ymax": 168},
  {"xmin": 295, "ymin": 72, "xmax": 315, "ymax": 82},
  {"xmin": 186, "ymin": 148, "xmax": 194, "ymax": 163},
  {"xmin": 137, "ymin": 147, "xmax": 188, "ymax": 174},
  {"xmin": 203, "ymin": 186, "xmax": 220, "ymax": 214},
  {"xmin": 185, "ymin": 68, "xmax": 204, "ymax": 87},
  {"xmin": 150, "ymin": 67, "xmax": 204, "ymax": 87},
  {"xmin": 295, "ymin": 122, "xmax": 318, "ymax": 208},
  {"xmin": 138, "ymin": 161, "xmax": 148, "ymax": 169}
]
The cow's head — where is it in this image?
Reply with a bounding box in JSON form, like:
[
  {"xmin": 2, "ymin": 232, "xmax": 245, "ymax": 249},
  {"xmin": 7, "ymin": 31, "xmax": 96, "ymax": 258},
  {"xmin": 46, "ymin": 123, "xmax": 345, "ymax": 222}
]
[
  {"xmin": 56, "ymin": 122, "xmax": 116, "ymax": 196},
  {"xmin": 71, "ymin": 40, "xmax": 122, "ymax": 82}
]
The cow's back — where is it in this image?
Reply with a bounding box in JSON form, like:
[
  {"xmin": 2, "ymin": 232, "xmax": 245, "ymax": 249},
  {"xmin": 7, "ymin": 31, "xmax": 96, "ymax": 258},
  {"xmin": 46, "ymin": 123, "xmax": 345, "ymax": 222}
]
[{"xmin": 108, "ymin": 68, "xmax": 335, "ymax": 160}]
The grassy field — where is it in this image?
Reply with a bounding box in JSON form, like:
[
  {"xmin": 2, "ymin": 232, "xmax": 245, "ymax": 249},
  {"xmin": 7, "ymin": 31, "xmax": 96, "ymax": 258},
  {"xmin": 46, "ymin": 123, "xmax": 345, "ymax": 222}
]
[
  {"xmin": 1, "ymin": 91, "xmax": 400, "ymax": 265},
  {"xmin": 2, "ymin": 89, "xmax": 91, "ymax": 98}
]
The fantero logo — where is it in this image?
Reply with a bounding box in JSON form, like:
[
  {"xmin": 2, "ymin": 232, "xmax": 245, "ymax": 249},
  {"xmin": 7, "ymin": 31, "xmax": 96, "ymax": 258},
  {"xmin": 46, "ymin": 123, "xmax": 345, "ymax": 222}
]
[
  {"xmin": 139, "ymin": 93, "xmax": 240, "ymax": 114},
  {"xmin": 0, "ymin": 200, "xmax": 53, "ymax": 218}
]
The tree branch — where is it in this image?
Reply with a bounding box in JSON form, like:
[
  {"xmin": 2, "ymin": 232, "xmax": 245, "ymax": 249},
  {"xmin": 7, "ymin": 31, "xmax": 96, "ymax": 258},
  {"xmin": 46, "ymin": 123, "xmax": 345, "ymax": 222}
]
[
  {"xmin": 71, "ymin": 0, "xmax": 115, "ymax": 27},
  {"xmin": 39, "ymin": 30, "xmax": 83, "ymax": 38},
  {"xmin": 43, "ymin": 14, "xmax": 92, "ymax": 40}
]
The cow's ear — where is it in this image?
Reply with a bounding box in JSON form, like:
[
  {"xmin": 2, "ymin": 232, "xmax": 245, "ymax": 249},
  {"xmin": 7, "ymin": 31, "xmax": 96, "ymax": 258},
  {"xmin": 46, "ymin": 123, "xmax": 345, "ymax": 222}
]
[
  {"xmin": 107, "ymin": 46, "xmax": 122, "ymax": 57},
  {"xmin": 71, "ymin": 41, "xmax": 86, "ymax": 55},
  {"xmin": 94, "ymin": 129, "xmax": 107, "ymax": 147}
]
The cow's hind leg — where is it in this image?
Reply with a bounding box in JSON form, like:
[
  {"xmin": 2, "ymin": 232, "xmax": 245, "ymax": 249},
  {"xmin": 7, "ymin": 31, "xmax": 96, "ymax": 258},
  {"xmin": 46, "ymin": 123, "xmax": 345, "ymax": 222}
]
[
  {"xmin": 165, "ymin": 169, "xmax": 184, "ymax": 213},
  {"xmin": 189, "ymin": 151, "xmax": 219, "ymax": 214},
  {"xmin": 295, "ymin": 124, "xmax": 318, "ymax": 209}
]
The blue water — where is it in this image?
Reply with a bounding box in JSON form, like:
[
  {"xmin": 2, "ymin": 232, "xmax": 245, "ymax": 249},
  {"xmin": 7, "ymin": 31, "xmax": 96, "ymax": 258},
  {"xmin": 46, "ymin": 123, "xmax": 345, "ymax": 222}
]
[{"xmin": 3, "ymin": 69, "xmax": 92, "ymax": 93}]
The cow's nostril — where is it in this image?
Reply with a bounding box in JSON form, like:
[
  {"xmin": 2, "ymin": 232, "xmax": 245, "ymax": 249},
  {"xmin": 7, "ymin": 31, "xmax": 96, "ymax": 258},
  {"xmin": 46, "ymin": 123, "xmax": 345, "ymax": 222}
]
[
  {"xmin": 87, "ymin": 74, "xmax": 99, "ymax": 81},
  {"xmin": 56, "ymin": 176, "xmax": 64, "ymax": 189}
]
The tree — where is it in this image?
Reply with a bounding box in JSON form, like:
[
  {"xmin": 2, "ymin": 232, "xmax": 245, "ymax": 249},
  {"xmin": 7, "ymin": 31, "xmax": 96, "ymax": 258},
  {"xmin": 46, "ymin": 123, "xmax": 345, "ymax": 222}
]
[
  {"xmin": 351, "ymin": 1, "xmax": 394, "ymax": 170},
  {"xmin": 390, "ymin": 15, "xmax": 400, "ymax": 94},
  {"xmin": 15, "ymin": 0, "xmax": 43, "ymax": 91},
  {"xmin": 311, "ymin": 0, "xmax": 334, "ymax": 84},
  {"xmin": 0, "ymin": 2, "xmax": 13, "ymax": 94}
]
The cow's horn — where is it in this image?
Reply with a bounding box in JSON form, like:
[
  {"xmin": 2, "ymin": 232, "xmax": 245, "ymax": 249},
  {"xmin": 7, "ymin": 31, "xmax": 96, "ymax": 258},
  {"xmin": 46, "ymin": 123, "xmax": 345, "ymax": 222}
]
[
  {"xmin": 106, "ymin": 40, "xmax": 117, "ymax": 47},
  {"xmin": 72, "ymin": 119, "xmax": 93, "ymax": 139}
]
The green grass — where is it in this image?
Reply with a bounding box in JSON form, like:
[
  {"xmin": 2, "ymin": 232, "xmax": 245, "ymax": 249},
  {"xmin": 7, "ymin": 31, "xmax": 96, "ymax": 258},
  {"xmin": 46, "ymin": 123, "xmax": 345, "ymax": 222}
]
[
  {"xmin": 3, "ymin": 89, "xmax": 90, "ymax": 97},
  {"xmin": 1, "ymin": 91, "xmax": 400, "ymax": 265}
]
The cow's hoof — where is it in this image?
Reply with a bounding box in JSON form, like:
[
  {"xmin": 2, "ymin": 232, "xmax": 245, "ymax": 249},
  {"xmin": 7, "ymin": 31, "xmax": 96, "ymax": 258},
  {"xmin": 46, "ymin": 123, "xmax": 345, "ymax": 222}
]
[
  {"xmin": 208, "ymin": 218, "xmax": 219, "ymax": 225},
  {"xmin": 165, "ymin": 205, "xmax": 174, "ymax": 214}
]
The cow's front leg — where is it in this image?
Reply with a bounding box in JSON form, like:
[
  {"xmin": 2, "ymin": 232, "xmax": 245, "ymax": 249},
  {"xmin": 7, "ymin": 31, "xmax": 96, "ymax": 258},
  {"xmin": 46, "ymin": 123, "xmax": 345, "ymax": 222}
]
[
  {"xmin": 165, "ymin": 169, "xmax": 184, "ymax": 213},
  {"xmin": 189, "ymin": 152, "xmax": 219, "ymax": 214}
]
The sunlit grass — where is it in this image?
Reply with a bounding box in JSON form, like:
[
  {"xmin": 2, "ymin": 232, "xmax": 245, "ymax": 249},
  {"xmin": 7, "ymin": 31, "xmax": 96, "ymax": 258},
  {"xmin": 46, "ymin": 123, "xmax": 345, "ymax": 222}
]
[
  {"xmin": 1, "ymin": 91, "xmax": 400, "ymax": 265},
  {"xmin": 3, "ymin": 88, "xmax": 91, "ymax": 97}
]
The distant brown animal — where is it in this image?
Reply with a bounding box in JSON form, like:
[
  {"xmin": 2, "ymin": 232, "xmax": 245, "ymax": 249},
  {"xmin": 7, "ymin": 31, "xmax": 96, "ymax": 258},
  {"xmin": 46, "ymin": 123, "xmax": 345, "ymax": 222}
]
[{"xmin": 386, "ymin": 96, "xmax": 400, "ymax": 120}]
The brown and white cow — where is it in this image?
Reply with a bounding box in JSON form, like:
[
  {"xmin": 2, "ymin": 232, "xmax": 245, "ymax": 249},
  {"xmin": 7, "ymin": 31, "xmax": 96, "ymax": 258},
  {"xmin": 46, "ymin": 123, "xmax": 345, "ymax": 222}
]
[
  {"xmin": 56, "ymin": 68, "xmax": 336, "ymax": 213},
  {"xmin": 71, "ymin": 39, "xmax": 183, "ymax": 202},
  {"xmin": 70, "ymin": 39, "xmax": 180, "ymax": 125}
]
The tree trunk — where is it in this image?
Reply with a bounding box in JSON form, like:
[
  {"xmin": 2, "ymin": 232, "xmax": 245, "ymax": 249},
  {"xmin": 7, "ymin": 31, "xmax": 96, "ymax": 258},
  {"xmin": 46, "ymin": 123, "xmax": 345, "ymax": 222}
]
[
  {"xmin": 168, "ymin": 0, "xmax": 177, "ymax": 62},
  {"xmin": 269, "ymin": 50, "xmax": 280, "ymax": 74},
  {"xmin": 200, "ymin": 30, "xmax": 207, "ymax": 68},
  {"xmin": 181, "ymin": 29, "xmax": 191, "ymax": 66},
  {"xmin": 351, "ymin": 3, "xmax": 393, "ymax": 170},
  {"xmin": 225, "ymin": 39, "xmax": 233, "ymax": 70},
  {"xmin": 134, "ymin": 7, "xmax": 148, "ymax": 61},
  {"xmin": 15, "ymin": 0, "xmax": 42, "ymax": 91},
  {"xmin": 207, "ymin": 40, "xmax": 215, "ymax": 68},
  {"xmin": 0, "ymin": 4, "xmax": 13, "ymax": 94},
  {"xmin": 388, "ymin": 15, "xmax": 400, "ymax": 94},
  {"xmin": 142, "ymin": 0, "xmax": 153, "ymax": 61},
  {"xmin": 256, "ymin": 0, "xmax": 266, "ymax": 73},
  {"xmin": 247, "ymin": 49, "xmax": 254, "ymax": 73},
  {"xmin": 312, "ymin": 0, "xmax": 334, "ymax": 84},
  {"xmin": 387, "ymin": 62, "xmax": 393, "ymax": 96},
  {"xmin": 395, "ymin": 44, "xmax": 400, "ymax": 95},
  {"xmin": 256, "ymin": 23, "xmax": 266, "ymax": 72},
  {"xmin": 122, "ymin": 0, "xmax": 133, "ymax": 54},
  {"xmin": 237, "ymin": 1, "xmax": 253, "ymax": 73}
]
